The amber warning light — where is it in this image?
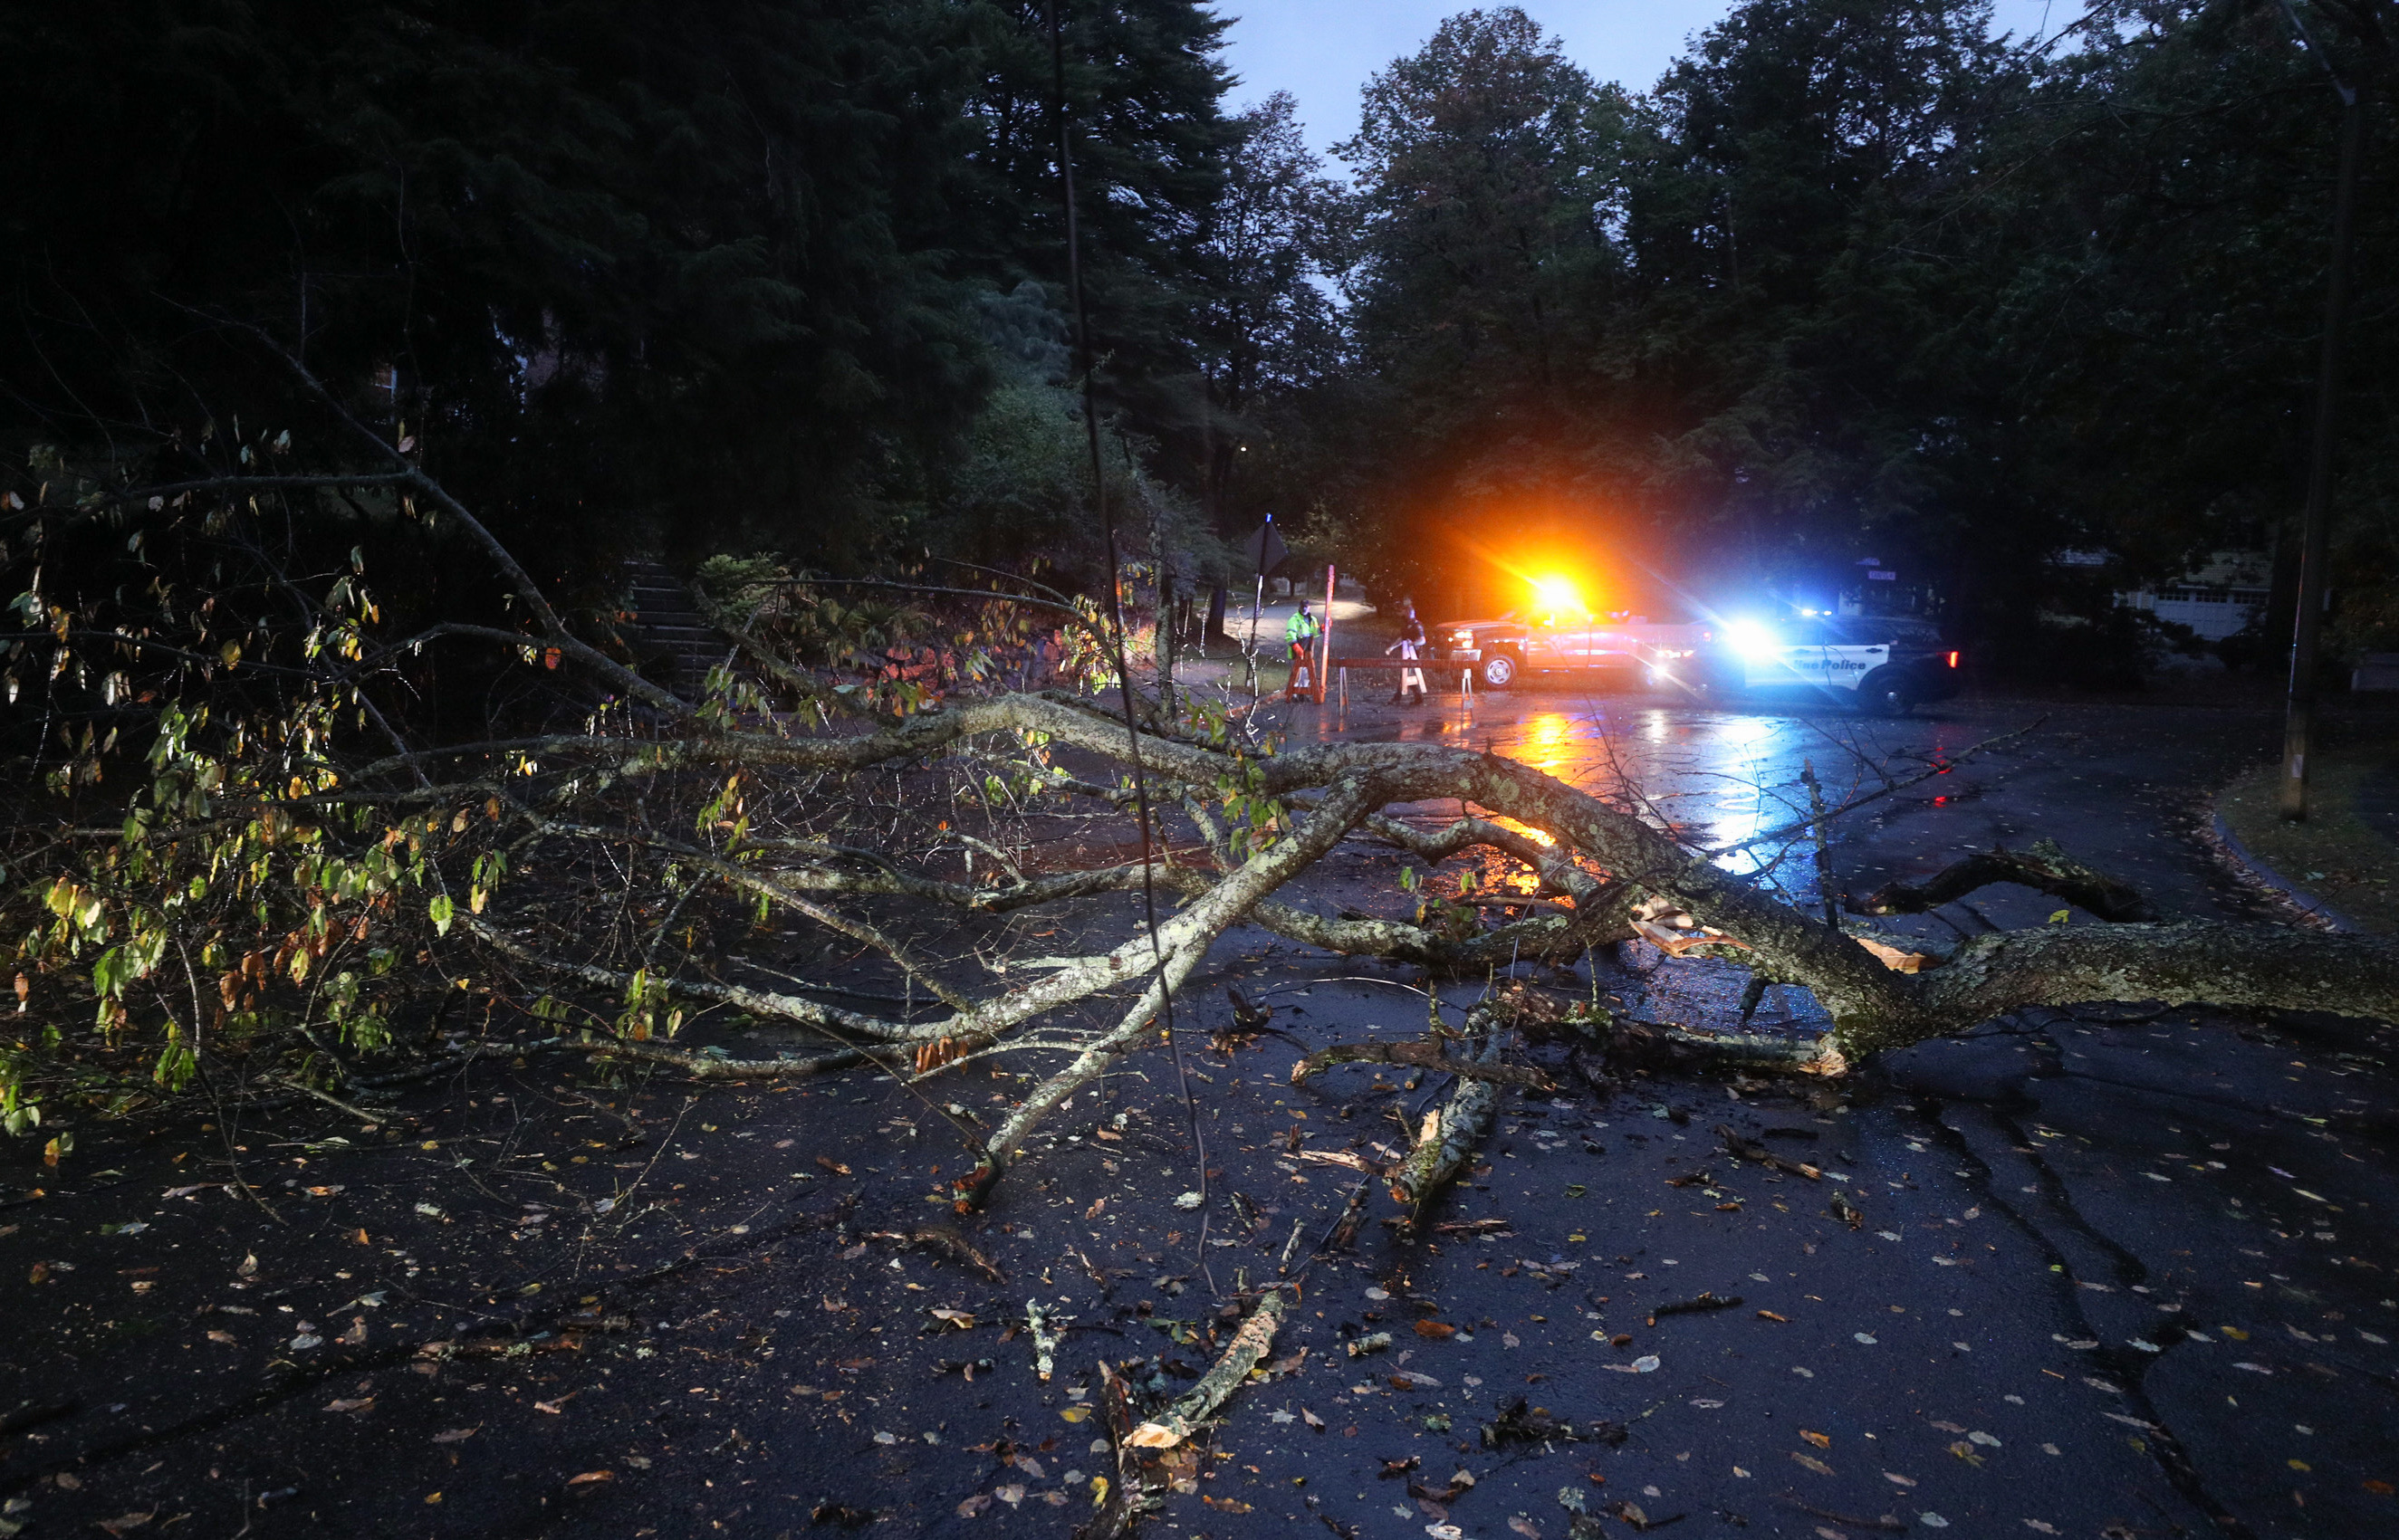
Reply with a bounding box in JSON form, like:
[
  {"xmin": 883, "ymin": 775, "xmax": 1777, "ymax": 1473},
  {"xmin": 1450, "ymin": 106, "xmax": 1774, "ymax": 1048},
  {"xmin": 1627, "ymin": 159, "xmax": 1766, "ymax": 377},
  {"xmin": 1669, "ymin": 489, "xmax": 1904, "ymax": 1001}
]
[
  {"xmin": 1531, "ymin": 575, "xmax": 1582, "ymax": 614},
  {"xmin": 1946, "ymin": 651, "xmax": 1960, "ymax": 668}
]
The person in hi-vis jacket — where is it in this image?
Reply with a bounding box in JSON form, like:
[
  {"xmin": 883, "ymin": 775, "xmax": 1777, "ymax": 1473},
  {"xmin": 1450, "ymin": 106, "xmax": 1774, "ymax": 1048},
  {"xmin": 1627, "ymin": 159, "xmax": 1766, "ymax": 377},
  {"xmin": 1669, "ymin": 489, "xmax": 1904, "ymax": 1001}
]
[
  {"xmin": 1385, "ymin": 601, "xmax": 1427, "ymax": 706},
  {"xmin": 1282, "ymin": 598, "xmax": 1320, "ymax": 699}
]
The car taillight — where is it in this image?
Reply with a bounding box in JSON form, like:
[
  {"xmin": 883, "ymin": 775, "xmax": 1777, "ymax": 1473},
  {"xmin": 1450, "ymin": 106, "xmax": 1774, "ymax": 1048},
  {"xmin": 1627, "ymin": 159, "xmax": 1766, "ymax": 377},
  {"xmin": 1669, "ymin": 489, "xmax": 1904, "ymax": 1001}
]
[{"xmin": 1945, "ymin": 651, "xmax": 1959, "ymax": 668}]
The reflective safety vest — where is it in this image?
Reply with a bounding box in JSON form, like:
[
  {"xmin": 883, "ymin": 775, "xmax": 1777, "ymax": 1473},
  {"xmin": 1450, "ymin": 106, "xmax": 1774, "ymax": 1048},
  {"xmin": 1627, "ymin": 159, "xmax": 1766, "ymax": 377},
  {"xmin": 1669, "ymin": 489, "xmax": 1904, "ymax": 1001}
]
[{"xmin": 1285, "ymin": 611, "xmax": 1319, "ymax": 644}]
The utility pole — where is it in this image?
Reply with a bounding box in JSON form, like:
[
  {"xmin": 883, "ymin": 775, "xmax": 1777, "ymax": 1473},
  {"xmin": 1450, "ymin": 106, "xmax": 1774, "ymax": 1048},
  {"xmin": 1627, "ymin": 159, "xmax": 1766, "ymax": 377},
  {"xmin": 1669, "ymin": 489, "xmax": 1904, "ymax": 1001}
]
[{"xmin": 2277, "ymin": 2, "xmax": 2365, "ymax": 821}]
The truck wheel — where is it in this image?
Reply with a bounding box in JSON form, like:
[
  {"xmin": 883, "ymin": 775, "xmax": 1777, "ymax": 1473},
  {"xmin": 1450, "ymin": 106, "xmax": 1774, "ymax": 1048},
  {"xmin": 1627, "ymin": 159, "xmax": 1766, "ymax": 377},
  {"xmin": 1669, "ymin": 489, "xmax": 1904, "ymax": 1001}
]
[
  {"xmin": 1860, "ymin": 668, "xmax": 1914, "ymax": 717},
  {"xmin": 1479, "ymin": 651, "xmax": 1518, "ymax": 690}
]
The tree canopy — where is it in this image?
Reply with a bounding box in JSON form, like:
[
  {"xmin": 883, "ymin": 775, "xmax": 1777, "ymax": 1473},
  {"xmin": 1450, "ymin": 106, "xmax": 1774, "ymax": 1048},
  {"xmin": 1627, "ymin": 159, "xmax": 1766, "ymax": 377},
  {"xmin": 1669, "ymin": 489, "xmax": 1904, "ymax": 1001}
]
[
  {"xmin": 2, "ymin": 0, "xmax": 2392, "ymax": 663},
  {"xmin": 1300, "ymin": 0, "xmax": 2396, "ymax": 667}
]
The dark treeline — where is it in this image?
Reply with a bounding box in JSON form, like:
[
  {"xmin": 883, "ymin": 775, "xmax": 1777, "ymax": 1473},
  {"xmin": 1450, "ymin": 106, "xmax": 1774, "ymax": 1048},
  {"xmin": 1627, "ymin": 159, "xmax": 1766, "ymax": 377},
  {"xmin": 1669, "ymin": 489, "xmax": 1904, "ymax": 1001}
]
[
  {"xmin": 1278, "ymin": 0, "xmax": 2399, "ymax": 672},
  {"xmin": 3, "ymin": 0, "xmax": 2394, "ymax": 671}
]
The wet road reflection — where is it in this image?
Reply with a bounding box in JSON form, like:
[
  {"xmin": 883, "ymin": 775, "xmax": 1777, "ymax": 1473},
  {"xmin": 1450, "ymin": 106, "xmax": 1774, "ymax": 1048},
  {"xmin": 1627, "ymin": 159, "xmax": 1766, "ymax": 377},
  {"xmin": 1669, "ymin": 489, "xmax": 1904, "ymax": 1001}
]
[{"xmin": 1271, "ymin": 686, "xmax": 1984, "ymax": 913}]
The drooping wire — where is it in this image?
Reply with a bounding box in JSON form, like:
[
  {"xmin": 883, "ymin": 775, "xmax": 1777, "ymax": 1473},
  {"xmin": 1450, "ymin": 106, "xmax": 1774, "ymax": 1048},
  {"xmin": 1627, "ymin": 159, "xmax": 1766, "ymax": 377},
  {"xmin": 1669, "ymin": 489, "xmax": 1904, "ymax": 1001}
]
[{"xmin": 1046, "ymin": 0, "xmax": 1215, "ymax": 1292}]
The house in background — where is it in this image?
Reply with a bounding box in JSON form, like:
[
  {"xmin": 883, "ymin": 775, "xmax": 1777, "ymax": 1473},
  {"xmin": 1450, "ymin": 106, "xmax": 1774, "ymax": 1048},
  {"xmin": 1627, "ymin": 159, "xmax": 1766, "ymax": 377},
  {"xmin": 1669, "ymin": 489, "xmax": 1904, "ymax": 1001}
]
[{"xmin": 2113, "ymin": 550, "xmax": 2272, "ymax": 642}]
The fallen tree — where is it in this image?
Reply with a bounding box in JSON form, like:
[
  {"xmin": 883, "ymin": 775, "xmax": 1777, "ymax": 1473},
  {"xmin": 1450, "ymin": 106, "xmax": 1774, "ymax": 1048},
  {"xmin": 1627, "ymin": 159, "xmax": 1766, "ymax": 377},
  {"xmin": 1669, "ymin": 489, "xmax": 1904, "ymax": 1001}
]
[{"xmin": 10, "ymin": 397, "xmax": 2399, "ymax": 1203}]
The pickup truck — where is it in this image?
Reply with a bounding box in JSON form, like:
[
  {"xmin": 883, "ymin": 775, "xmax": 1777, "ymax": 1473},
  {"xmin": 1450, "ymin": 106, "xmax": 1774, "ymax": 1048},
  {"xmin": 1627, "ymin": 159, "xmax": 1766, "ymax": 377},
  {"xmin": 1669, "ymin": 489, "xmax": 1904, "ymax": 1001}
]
[{"xmin": 1434, "ymin": 609, "xmax": 1709, "ymax": 691}]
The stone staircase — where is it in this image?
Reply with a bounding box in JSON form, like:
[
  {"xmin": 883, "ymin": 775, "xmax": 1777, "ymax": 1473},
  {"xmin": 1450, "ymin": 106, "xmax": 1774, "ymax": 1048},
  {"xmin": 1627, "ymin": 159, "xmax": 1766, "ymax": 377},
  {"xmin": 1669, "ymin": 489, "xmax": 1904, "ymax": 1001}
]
[{"xmin": 621, "ymin": 560, "xmax": 728, "ymax": 698}]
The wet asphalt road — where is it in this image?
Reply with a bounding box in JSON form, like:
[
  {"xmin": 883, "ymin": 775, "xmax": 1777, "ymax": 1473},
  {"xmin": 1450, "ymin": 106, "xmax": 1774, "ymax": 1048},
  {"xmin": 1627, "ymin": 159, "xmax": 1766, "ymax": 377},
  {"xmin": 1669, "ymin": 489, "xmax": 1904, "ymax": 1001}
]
[{"xmin": 5, "ymin": 683, "xmax": 2397, "ymax": 1540}]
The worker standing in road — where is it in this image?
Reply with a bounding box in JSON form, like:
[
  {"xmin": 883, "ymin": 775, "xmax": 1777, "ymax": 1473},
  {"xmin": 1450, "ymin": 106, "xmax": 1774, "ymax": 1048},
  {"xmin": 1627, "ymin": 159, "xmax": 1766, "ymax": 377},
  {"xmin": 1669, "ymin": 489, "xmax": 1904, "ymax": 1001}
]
[
  {"xmin": 1283, "ymin": 598, "xmax": 1320, "ymax": 700},
  {"xmin": 1386, "ymin": 600, "xmax": 1426, "ymax": 706}
]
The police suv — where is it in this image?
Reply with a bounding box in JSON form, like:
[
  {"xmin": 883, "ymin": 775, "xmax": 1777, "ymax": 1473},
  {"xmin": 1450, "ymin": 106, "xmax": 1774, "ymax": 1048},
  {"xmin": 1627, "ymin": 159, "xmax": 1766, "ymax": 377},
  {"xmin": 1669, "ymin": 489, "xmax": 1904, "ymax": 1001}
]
[{"xmin": 1696, "ymin": 614, "xmax": 1961, "ymax": 715}]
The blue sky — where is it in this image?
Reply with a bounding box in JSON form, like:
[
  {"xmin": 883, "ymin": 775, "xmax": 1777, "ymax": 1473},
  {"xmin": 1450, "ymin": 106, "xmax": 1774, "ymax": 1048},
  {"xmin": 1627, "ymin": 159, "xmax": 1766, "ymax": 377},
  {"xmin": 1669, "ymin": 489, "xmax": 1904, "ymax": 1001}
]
[{"xmin": 1217, "ymin": 1, "xmax": 2087, "ymax": 158}]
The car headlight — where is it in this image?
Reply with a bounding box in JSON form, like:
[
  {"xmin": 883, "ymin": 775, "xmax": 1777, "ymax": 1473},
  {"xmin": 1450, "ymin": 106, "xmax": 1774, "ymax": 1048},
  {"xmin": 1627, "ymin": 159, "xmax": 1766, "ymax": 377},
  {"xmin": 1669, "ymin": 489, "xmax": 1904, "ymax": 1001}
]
[{"xmin": 1725, "ymin": 620, "xmax": 1781, "ymax": 660}]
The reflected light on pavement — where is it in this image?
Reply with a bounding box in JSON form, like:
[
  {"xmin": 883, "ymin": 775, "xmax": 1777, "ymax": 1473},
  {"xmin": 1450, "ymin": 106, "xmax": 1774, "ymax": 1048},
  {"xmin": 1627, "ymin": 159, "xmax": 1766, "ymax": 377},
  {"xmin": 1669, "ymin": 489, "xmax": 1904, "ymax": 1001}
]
[
  {"xmin": 1713, "ymin": 715, "xmax": 1780, "ymax": 750},
  {"xmin": 1520, "ymin": 712, "xmax": 1576, "ymax": 772}
]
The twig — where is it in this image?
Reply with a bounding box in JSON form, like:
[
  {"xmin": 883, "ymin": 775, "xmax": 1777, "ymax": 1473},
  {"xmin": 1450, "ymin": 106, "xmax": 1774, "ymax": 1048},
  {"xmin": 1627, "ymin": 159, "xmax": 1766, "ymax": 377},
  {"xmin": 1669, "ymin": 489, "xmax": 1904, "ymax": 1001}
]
[
  {"xmin": 1125, "ymin": 1289, "xmax": 1285, "ymax": 1448},
  {"xmin": 587, "ymin": 1040, "xmax": 867, "ymax": 1079},
  {"xmin": 270, "ymin": 1076, "xmax": 389, "ymax": 1128},
  {"xmin": 1778, "ymin": 1496, "xmax": 1909, "ymax": 1532},
  {"xmin": 1389, "ymin": 1021, "xmax": 1504, "ymax": 1230},
  {"xmin": 1291, "ymin": 1039, "xmax": 1549, "ymax": 1090}
]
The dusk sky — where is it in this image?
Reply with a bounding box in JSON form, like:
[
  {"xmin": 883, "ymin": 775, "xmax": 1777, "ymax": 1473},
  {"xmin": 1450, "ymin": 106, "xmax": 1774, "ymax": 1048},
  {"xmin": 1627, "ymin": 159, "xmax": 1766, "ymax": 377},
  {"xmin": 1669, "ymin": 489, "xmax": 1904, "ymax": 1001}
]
[{"xmin": 1219, "ymin": 1, "xmax": 2088, "ymax": 158}]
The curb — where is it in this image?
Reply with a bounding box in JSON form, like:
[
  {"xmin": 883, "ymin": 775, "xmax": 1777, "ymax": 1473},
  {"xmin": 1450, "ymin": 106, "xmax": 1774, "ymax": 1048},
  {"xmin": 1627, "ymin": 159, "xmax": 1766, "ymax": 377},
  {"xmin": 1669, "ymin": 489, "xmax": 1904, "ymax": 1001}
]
[{"xmin": 2209, "ymin": 810, "xmax": 2365, "ymax": 933}]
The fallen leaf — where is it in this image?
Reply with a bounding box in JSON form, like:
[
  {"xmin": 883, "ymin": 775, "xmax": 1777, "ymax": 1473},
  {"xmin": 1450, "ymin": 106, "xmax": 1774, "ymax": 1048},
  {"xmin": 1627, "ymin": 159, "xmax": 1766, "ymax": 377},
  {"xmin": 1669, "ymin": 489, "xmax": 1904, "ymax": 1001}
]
[
  {"xmin": 533, "ymin": 1399, "xmax": 567, "ymax": 1414},
  {"xmin": 817, "ymin": 1155, "xmax": 852, "ymax": 1176},
  {"xmin": 1414, "ymin": 1320, "xmax": 1457, "ymax": 1340},
  {"xmin": 432, "ymin": 1429, "xmax": 477, "ymax": 1444},
  {"xmin": 1756, "ymin": 1310, "xmax": 1790, "ymax": 1323},
  {"xmin": 324, "ymin": 1397, "xmax": 374, "ymax": 1413},
  {"xmin": 1884, "ymin": 1472, "xmax": 1916, "ymax": 1487},
  {"xmin": 1602, "ymin": 1355, "xmax": 1660, "ymax": 1374},
  {"xmin": 1302, "ymin": 1408, "xmax": 1326, "ymax": 1430},
  {"xmin": 566, "ymin": 1471, "xmax": 613, "ymax": 1486},
  {"xmin": 956, "ymin": 1494, "xmax": 993, "ymax": 1518},
  {"xmin": 1800, "ymin": 1430, "xmax": 1830, "ymax": 1449},
  {"xmin": 994, "ymin": 1483, "xmax": 1026, "ymax": 1507},
  {"xmin": 1857, "ymin": 936, "xmax": 1932, "ymax": 972},
  {"xmin": 1203, "ymin": 1496, "xmax": 1253, "ymax": 1513},
  {"xmin": 1510, "ymin": 1519, "xmax": 1542, "ymax": 1539},
  {"xmin": 1060, "ymin": 1406, "xmax": 1090, "ymax": 1422},
  {"xmin": 206, "ymin": 1330, "xmax": 235, "ymax": 1344},
  {"xmin": 95, "ymin": 1515, "xmax": 153, "ymax": 1537},
  {"xmin": 1791, "ymin": 1453, "xmax": 1835, "ymax": 1477},
  {"xmin": 930, "ymin": 1306, "xmax": 975, "ymax": 1330}
]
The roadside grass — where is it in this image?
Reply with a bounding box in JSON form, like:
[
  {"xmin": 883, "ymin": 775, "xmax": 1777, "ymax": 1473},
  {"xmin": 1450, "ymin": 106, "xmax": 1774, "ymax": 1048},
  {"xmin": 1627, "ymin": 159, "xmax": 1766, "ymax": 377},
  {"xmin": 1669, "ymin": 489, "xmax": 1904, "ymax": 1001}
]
[{"xmin": 2217, "ymin": 749, "xmax": 2399, "ymax": 933}]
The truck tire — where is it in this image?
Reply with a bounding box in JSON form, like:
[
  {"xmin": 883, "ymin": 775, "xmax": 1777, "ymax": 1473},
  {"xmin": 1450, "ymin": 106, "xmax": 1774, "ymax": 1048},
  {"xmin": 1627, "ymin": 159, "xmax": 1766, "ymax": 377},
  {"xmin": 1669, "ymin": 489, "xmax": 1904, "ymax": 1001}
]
[
  {"xmin": 1479, "ymin": 651, "xmax": 1519, "ymax": 690},
  {"xmin": 1859, "ymin": 667, "xmax": 1915, "ymax": 717}
]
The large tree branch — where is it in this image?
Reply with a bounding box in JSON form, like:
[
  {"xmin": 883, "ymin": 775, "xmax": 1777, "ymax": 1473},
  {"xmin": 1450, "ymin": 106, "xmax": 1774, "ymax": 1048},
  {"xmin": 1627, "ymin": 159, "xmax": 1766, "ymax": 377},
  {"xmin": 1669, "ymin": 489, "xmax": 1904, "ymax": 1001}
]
[{"xmin": 1857, "ymin": 837, "xmax": 2157, "ymax": 922}]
